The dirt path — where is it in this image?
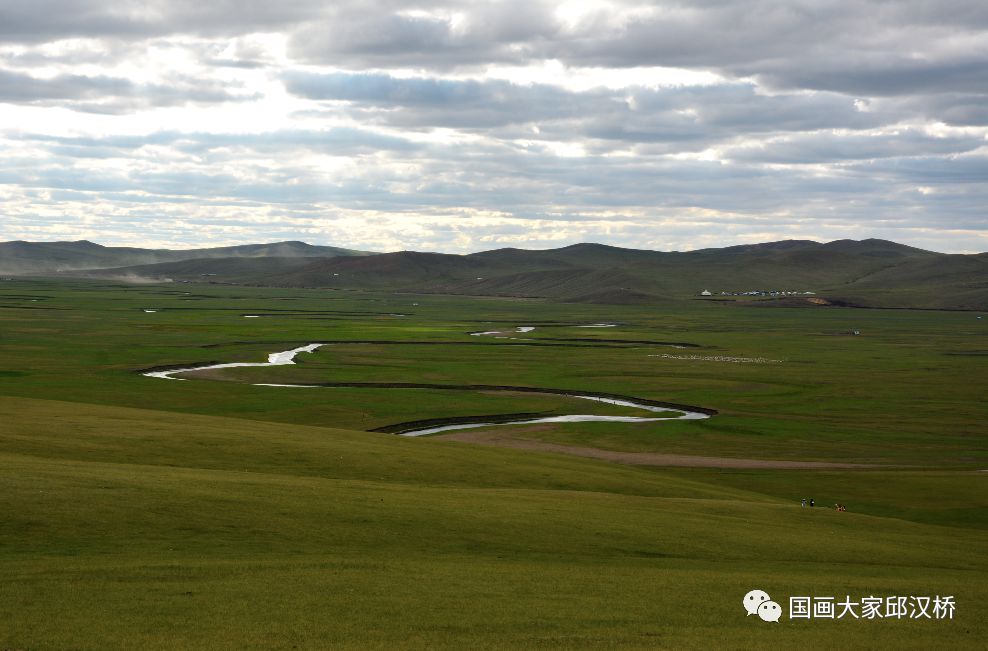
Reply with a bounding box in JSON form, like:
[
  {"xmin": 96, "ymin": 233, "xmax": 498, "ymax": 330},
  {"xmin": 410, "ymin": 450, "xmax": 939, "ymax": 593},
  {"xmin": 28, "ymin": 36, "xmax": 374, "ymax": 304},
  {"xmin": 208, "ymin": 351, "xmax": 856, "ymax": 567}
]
[{"xmin": 435, "ymin": 427, "xmax": 883, "ymax": 469}]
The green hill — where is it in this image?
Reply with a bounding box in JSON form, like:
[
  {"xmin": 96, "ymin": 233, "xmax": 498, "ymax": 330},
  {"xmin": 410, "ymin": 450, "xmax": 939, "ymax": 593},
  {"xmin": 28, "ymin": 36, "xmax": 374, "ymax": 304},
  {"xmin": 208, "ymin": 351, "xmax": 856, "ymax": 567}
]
[
  {"xmin": 15, "ymin": 238, "xmax": 988, "ymax": 309},
  {"xmin": 0, "ymin": 239, "xmax": 369, "ymax": 275},
  {"xmin": 827, "ymin": 252, "xmax": 988, "ymax": 310},
  {"xmin": 251, "ymin": 238, "xmax": 987, "ymax": 309},
  {"xmin": 72, "ymin": 256, "xmax": 325, "ymax": 282},
  {"xmin": 2, "ymin": 395, "xmax": 984, "ymax": 650}
]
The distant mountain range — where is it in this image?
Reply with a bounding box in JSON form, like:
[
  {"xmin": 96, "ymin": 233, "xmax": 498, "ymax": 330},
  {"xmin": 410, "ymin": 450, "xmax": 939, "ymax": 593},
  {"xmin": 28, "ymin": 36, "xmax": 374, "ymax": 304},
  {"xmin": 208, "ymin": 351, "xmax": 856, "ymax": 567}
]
[{"xmin": 3, "ymin": 238, "xmax": 986, "ymax": 310}]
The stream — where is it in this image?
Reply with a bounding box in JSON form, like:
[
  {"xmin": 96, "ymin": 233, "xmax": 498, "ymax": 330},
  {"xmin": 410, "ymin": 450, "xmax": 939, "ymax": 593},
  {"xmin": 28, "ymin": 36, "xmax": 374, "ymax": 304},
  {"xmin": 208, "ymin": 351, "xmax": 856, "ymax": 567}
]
[{"xmin": 142, "ymin": 342, "xmax": 713, "ymax": 436}]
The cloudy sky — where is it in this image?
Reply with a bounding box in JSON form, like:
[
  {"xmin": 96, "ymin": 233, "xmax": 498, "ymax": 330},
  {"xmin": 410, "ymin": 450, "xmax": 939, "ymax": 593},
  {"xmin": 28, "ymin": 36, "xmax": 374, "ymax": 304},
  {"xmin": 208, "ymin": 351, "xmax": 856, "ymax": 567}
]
[{"xmin": 1, "ymin": 0, "xmax": 986, "ymax": 253}]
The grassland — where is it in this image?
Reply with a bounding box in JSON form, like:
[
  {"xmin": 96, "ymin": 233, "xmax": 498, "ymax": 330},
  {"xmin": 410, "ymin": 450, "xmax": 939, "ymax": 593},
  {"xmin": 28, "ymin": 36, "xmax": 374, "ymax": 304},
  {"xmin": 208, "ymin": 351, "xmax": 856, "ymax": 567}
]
[{"xmin": 0, "ymin": 278, "xmax": 985, "ymax": 649}]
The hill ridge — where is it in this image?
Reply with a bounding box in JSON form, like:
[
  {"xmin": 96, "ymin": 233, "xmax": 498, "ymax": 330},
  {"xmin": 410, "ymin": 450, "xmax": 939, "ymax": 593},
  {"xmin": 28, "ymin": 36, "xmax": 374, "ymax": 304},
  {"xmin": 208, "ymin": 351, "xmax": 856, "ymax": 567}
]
[{"xmin": 7, "ymin": 238, "xmax": 986, "ymax": 309}]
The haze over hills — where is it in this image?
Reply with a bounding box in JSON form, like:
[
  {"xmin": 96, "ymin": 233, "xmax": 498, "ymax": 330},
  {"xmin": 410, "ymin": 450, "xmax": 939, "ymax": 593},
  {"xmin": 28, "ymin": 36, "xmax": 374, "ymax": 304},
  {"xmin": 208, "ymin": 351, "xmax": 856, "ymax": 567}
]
[
  {"xmin": 0, "ymin": 240, "xmax": 369, "ymax": 275},
  {"xmin": 4, "ymin": 238, "xmax": 987, "ymax": 310}
]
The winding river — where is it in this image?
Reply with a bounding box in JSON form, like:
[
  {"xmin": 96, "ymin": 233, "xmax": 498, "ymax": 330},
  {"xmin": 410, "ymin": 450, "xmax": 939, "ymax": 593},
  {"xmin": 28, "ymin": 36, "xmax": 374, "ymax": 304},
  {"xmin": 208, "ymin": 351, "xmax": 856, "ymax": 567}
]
[
  {"xmin": 142, "ymin": 342, "xmax": 713, "ymax": 436},
  {"xmin": 143, "ymin": 343, "xmax": 326, "ymax": 380}
]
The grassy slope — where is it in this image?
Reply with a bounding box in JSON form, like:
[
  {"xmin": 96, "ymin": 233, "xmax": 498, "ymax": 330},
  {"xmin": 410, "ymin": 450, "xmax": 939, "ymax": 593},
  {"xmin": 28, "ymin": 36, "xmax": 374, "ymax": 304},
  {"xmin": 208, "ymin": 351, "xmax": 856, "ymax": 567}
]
[
  {"xmin": 0, "ymin": 278, "xmax": 985, "ymax": 649},
  {"xmin": 826, "ymin": 253, "xmax": 988, "ymax": 310},
  {"xmin": 1, "ymin": 397, "xmax": 984, "ymax": 650},
  {"xmin": 75, "ymin": 256, "xmax": 328, "ymax": 282}
]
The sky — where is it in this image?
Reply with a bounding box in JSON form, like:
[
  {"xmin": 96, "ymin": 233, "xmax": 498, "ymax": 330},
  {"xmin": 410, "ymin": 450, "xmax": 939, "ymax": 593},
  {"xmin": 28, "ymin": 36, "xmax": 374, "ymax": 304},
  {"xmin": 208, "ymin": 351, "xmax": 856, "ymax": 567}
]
[{"xmin": 0, "ymin": 1, "xmax": 986, "ymax": 254}]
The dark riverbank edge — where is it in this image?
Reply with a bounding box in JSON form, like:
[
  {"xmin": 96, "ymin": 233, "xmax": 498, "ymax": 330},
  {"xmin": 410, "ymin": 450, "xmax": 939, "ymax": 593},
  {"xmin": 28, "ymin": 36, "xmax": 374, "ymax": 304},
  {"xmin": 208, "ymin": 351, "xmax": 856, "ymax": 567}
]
[
  {"xmin": 134, "ymin": 360, "xmax": 226, "ymax": 374},
  {"xmin": 321, "ymin": 383, "xmax": 719, "ymax": 434},
  {"xmin": 193, "ymin": 338, "xmax": 702, "ymax": 349},
  {"xmin": 370, "ymin": 411, "xmax": 556, "ymax": 434}
]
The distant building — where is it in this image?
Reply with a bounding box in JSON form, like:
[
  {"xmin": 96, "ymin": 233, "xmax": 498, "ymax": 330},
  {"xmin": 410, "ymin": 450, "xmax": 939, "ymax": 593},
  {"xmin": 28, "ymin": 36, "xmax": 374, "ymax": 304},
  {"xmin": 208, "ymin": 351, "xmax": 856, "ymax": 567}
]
[{"xmin": 700, "ymin": 290, "xmax": 712, "ymax": 296}]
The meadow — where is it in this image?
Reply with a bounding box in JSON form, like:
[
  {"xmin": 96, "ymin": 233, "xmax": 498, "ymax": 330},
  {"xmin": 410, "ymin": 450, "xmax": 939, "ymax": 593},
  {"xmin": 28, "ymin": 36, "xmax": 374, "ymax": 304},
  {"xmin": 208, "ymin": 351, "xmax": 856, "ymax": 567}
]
[{"xmin": 0, "ymin": 278, "xmax": 985, "ymax": 649}]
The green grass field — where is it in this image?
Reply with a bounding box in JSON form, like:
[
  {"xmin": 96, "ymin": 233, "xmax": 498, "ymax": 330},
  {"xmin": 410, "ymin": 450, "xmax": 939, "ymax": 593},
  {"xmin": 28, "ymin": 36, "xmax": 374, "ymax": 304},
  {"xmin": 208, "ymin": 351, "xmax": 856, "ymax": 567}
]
[{"xmin": 0, "ymin": 278, "xmax": 985, "ymax": 649}]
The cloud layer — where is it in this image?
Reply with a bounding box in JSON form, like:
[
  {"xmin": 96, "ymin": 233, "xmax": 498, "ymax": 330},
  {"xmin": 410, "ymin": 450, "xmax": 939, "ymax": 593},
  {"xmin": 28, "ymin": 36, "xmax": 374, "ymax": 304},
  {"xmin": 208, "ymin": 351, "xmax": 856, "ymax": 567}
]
[{"xmin": 0, "ymin": 1, "xmax": 986, "ymax": 252}]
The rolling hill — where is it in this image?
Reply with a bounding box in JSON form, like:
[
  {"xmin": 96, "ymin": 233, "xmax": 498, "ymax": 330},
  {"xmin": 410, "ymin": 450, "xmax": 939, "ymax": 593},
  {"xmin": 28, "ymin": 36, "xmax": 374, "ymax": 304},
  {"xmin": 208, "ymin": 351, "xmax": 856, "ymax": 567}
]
[
  {"xmin": 8, "ymin": 238, "xmax": 987, "ymax": 309},
  {"xmin": 0, "ymin": 239, "xmax": 369, "ymax": 275}
]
